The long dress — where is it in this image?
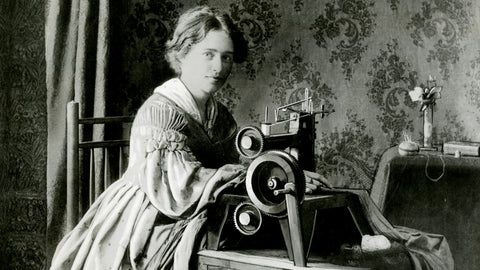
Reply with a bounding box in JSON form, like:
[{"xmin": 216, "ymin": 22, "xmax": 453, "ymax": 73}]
[{"xmin": 50, "ymin": 78, "xmax": 245, "ymax": 270}]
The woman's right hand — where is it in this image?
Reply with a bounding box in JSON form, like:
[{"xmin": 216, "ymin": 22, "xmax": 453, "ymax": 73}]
[{"xmin": 304, "ymin": 170, "xmax": 333, "ymax": 194}]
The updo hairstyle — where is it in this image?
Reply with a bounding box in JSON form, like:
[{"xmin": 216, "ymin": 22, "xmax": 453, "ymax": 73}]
[{"xmin": 165, "ymin": 6, "xmax": 248, "ymax": 75}]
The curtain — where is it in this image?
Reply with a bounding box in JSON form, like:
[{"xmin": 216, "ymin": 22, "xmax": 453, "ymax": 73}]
[{"xmin": 45, "ymin": 0, "xmax": 110, "ymax": 266}]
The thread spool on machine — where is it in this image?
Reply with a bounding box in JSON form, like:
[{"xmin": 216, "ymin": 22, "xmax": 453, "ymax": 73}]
[{"xmin": 206, "ymin": 89, "xmax": 374, "ymax": 267}]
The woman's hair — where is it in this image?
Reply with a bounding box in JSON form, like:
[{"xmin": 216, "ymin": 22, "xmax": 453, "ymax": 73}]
[{"xmin": 165, "ymin": 6, "xmax": 248, "ymax": 74}]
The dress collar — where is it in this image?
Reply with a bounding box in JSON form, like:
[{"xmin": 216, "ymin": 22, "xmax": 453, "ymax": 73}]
[{"xmin": 153, "ymin": 78, "xmax": 217, "ymax": 128}]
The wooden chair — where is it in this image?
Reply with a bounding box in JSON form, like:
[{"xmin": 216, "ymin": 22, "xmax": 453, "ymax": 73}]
[{"xmin": 66, "ymin": 101, "xmax": 134, "ymax": 231}]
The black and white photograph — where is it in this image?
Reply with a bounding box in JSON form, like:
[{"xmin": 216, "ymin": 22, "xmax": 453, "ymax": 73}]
[{"xmin": 1, "ymin": 0, "xmax": 479, "ymax": 269}]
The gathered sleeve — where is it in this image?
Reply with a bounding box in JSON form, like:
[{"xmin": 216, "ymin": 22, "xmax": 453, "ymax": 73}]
[{"xmin": 125, "ymin": 96, "xmax": 245, "ymax": 220}]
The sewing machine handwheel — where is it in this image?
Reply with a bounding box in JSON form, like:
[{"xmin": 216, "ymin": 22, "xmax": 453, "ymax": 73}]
[
  {"xmin": 233, "ymin": 202, "xmax": 263, "ymax": 235},
  {"xmin": 246, "ymin": 150, "xmax": 305, "ymax": 217},
  {"xmin": 236, "ymin": 126, "xmax": 265, "ymax": 159}
]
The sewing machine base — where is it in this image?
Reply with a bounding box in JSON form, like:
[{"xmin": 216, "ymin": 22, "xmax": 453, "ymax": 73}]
[{"xmin": 206, "ymin": 192, "xmax": 374, "ymax": 266}]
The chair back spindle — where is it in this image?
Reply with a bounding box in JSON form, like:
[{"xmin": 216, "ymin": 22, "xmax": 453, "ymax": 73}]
[{"xmin": 66, "ymin": 101, "xmax": 134, "ymax": 231}]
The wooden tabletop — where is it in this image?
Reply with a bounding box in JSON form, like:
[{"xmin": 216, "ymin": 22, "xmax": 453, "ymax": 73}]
[{"xmin": 198, "ymin": 249, "xmax": 370, "ymax": 270}]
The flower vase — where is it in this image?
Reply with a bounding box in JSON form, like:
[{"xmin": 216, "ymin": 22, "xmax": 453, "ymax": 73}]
[{"xmin": 423, "ymin": 104, "xmax": 434, "ymax": 149}]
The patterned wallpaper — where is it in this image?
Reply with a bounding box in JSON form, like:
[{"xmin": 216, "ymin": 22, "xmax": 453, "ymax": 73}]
[
  {"xmin": 118, "ymin": 0, "xmax": 480, "ymax": 189},
  {"xmin": 1, "ymin": 0, "xmax": 480, "ymax": 268},
  {"xmin": 0, "ymin": 0, "xmax": 47, "ymax": 269}
]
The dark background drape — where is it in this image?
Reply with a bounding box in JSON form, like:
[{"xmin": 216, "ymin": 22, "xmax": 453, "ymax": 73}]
[{"xmin": 1, "ymin": 0, "xmax": 480, "ymax": 268}]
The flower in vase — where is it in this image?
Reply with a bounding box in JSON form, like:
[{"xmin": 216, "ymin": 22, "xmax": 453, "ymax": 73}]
[
  {"xmin": 409, "ymin": 84, "xmax": 442, "ymax": 111},
  {"xmin": 409, "ymin": 86, "xmax": 424, "ymax": 102}
]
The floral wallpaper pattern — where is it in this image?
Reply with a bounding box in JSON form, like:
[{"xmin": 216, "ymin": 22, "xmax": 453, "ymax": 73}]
[
  {"xmin": 310, "ymin": 0, "xmax": 376, "ymax": 80},
  {"xmin": 389, "ymin": 0, "xmax": 399, "ymax": 11},
  {"xmin": 316, "ymin": 110, "xmax": 376, "ymax": 188},
  {"xmin": 270, "ymin": 39, "xmax": 335, "ymax": 108},
  {"xmin": 2, "ymin": 0, "xmax": 480, "ymax": 268},
  {"xmin": 229, "ymin": 0, "xmax": 281, "ymax": 80},
  {"xmin": 121, "ymin": 0, "xmax": 183, "ymax": 112},
  {"xmin": 366, "ymin": 39, "xmax": 418, "ymax": 145},
  {"xmin": 407, "ymin": 0, "xmax": 473, "ymax": 80},
  {"xmin": 466, "ymin": 51, "xmax": 480, "ymax": 117}
]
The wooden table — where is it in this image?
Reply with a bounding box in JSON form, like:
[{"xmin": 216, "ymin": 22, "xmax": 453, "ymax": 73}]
[{"xmin": 198, "ymin": 249, "xmax": 370, "ymax": 270}]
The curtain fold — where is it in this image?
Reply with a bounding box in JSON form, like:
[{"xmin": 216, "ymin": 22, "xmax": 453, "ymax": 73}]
[{"xmin": 45, "ymin": 0, "xmax": 110, "ymax": 266}]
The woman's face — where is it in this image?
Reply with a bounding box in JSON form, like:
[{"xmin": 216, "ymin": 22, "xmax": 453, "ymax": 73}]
[{"xmin": 179, "ymin": 30, "xmax": 234, "ymax": 96}]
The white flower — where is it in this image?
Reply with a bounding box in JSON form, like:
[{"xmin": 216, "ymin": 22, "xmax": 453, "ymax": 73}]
[{"xmin": 409, "ymin": 86, "xmax": 424, "ymax": 102}]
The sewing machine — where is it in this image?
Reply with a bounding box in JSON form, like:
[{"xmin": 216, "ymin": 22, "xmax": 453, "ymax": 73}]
[{"xmin": 206, "ymin": 89, "xmax": 373, "ymax": 267}]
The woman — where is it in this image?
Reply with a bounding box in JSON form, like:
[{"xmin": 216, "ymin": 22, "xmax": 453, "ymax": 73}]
[{"xmin": 50, "ymin": 6, "xmax": 326, "ymax": 270}]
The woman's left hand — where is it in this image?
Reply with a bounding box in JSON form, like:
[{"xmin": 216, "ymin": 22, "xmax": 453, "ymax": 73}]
[{"xmin": 303, "ymin": 170, "xmax": 333, "ymax": 194}]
